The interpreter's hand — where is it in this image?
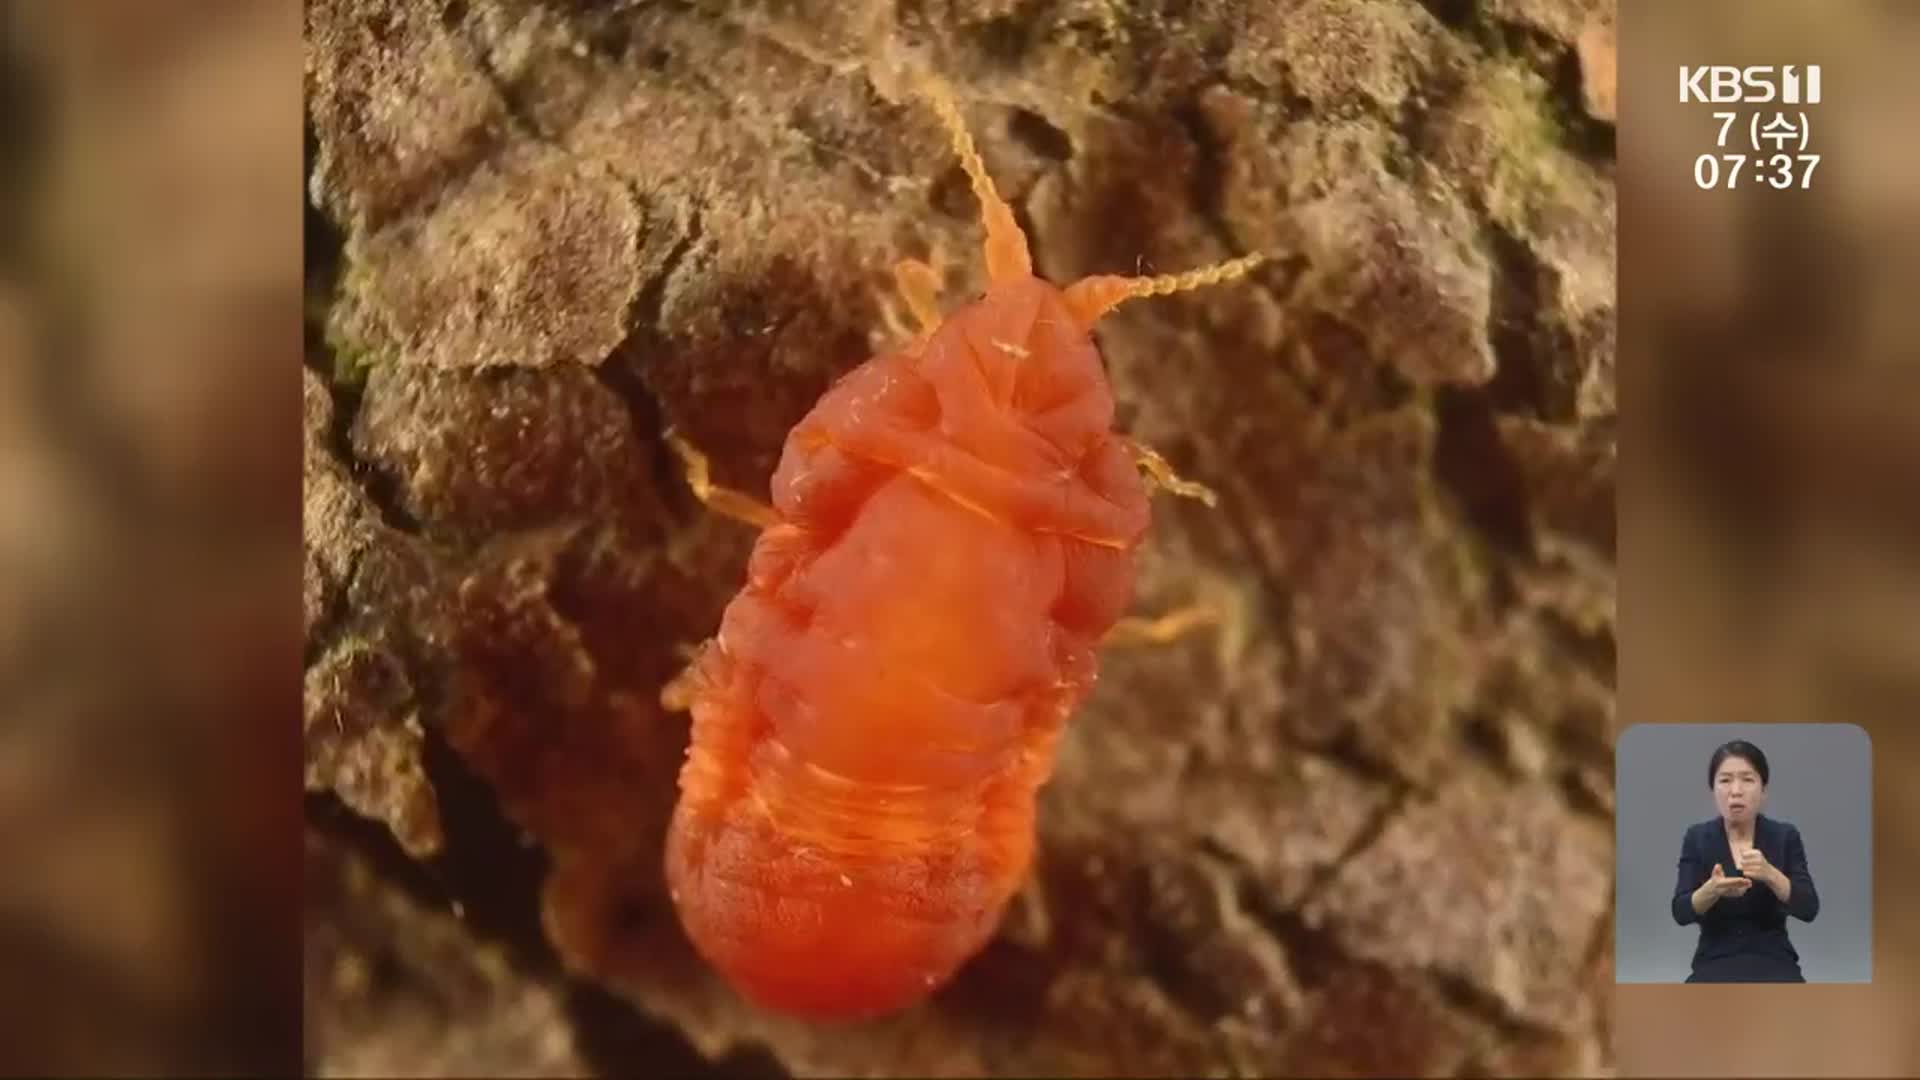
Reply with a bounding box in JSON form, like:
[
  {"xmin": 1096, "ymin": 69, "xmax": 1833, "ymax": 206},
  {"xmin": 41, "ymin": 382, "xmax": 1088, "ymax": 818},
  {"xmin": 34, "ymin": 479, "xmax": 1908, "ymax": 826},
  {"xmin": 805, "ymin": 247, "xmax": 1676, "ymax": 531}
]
[
  {"xmin": 1737, "ymin": 847, "xmax": 1781, "ymax": 887},
  {"xmin": 1707, "ymin": 862, "xmax": 1753, "ymax": 898}
]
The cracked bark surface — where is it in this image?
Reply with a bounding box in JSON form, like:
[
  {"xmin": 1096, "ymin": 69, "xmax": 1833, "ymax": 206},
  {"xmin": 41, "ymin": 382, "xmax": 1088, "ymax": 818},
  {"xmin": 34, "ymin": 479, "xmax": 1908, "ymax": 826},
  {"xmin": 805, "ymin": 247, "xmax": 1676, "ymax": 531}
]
[{"xmin": 303, "ymin": 0, "xmax": 1618, "ymax": 1074}]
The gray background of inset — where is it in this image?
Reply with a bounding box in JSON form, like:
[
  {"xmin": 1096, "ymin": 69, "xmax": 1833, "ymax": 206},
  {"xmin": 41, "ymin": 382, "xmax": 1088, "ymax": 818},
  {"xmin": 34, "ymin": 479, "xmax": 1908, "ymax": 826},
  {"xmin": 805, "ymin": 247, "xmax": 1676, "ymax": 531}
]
[{"xmin": 1614, "ymin": 723, "xmax": 1873, "ymax": 983}]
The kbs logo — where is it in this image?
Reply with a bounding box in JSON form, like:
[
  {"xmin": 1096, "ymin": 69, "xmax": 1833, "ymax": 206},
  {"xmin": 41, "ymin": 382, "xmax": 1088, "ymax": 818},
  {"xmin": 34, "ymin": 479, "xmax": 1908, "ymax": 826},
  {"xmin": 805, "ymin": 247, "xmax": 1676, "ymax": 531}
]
[{"xmin": 1680, "ymin": 65, "xmax": 1822, "ymax": 104}]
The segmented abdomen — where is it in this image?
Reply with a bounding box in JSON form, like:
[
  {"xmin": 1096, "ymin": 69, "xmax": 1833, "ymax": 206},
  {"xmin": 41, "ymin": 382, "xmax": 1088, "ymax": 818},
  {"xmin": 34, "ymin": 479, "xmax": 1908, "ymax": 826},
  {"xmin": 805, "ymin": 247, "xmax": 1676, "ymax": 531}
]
[{"xmin": 666, "ymin": 278, "xmax": 1147, "ymax": 1019}]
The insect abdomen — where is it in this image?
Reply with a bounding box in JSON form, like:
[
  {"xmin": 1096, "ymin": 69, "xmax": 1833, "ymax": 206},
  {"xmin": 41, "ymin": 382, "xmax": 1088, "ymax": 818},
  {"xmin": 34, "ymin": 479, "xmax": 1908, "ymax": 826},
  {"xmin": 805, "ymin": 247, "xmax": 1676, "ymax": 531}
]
[{"xmin": 666, "ymin": 278, "xmax": 1146, "ymax": 1019}]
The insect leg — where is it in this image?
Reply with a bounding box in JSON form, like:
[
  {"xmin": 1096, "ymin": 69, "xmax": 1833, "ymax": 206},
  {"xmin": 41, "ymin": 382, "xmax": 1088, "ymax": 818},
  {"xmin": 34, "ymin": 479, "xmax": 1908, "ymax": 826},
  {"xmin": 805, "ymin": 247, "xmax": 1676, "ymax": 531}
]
[
  {"xmin": 664, "ymin": 428, "xmax": 779, "ymax": 530},
  {"xmin": 660, "ymin": 645, "xmax": 705, "ymax": 712},
  {"xmin": 1125, "ymin": 437, "xmax": 1218, "ymax": 507},
  {"xmin": 662, "ymin": 666, "xmax": 698, "ymax": 712},
  {"xmin": 894, "ymin": 257, "xmax": 944, "ymax": 335},
  {"xmin": 1102, "ymin": 603, "xmax": 1221, "ymax": 647}
]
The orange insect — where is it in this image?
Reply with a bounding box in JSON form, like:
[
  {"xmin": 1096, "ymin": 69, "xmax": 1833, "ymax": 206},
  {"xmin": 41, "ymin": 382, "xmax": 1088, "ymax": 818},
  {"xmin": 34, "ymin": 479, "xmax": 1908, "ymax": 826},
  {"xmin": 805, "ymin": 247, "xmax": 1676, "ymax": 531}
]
[{"xmin": 661, "ymin": 75, "xmax": 1263, "ymax": 1021}]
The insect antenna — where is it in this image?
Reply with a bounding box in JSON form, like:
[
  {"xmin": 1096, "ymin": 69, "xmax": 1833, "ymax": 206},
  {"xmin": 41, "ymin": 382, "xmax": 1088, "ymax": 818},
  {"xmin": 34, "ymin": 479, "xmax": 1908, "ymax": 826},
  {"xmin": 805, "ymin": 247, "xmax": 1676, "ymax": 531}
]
[
  {"xmin": 915, "ymin": 74, "xmax": 1033, "ymax": 285},
  {"xmin": 1061, "ymin": 252, "xmax": 1267, "ymax": 326}
]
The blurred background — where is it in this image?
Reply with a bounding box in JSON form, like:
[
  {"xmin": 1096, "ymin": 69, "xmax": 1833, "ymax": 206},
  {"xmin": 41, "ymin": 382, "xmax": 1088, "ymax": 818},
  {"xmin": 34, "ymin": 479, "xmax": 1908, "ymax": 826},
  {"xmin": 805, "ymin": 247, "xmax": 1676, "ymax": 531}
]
[
  {"xmin": 0, "ymin": 0, "xmax": 301, "ymax": 1073},
  {"xmin": 1621, "ymin": 0, "xmax": 1920, "ymax": 1075}
]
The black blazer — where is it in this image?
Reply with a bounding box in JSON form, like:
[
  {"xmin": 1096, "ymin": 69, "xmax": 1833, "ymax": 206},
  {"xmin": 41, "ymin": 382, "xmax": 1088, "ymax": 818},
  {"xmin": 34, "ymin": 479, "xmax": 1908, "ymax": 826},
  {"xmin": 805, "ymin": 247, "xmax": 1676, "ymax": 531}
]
[{"xmin": 1671, "ymin": 814, "xmax": 1820, "ymax": 982}]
